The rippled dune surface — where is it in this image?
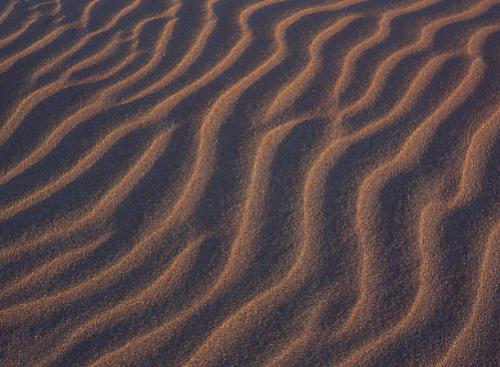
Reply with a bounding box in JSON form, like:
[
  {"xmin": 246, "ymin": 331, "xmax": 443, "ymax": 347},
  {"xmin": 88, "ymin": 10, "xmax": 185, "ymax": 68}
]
[{"xmin": 0, "ymin": 0, "xmax": 499, "ymax": 366}]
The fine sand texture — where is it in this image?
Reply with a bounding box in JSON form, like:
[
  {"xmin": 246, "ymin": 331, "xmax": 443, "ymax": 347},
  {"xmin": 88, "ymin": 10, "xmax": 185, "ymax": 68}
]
[{"xmin": 0, "ymin": 0, "xmax": 499, "ymax": 366}]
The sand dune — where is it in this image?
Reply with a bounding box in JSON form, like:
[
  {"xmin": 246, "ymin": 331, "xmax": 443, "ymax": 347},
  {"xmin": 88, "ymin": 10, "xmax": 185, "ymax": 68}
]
[{"xmin": 0, "ymin": 0, "xmax": 499, "ymax": 366}]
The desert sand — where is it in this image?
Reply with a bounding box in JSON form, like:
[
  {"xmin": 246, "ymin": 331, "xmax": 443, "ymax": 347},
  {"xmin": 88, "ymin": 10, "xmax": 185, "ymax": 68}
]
[{"xmin": 0, "ymin": 0, "xmax": 499, "ymax": 366}]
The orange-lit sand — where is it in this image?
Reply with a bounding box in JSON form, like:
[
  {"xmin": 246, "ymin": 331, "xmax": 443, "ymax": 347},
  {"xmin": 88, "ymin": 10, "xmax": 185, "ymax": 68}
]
[{"xmin": 0, "ymin": 0, "xmax": 499, "ymax": 366}]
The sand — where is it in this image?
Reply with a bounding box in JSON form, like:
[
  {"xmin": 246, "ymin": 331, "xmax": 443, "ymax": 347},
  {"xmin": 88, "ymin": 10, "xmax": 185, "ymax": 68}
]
[{"xmin": 0, "ymin": 0, "xmax": 499, "ymax": 366}]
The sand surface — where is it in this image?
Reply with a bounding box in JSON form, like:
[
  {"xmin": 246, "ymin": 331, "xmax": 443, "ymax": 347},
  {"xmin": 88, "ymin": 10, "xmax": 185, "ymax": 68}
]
[{"xmin": 0, "ymin": 0, "xmax": 499, "ymax": 366}]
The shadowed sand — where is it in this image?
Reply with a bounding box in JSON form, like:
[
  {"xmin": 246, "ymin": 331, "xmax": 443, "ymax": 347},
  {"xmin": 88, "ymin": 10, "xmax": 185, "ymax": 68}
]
[{"xmin": 0, "ymin": 0, "xmax": 499, "ymax": 366}]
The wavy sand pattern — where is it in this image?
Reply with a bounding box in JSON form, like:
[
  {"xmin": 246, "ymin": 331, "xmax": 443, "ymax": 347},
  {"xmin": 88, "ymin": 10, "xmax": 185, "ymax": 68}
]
[{"xmin": 0, "ymin": 0, "xmax": 499, "ymax": 366}]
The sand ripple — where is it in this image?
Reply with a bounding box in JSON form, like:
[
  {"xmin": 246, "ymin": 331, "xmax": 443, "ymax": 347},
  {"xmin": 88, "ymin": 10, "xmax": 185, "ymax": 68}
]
[{"xmin": 0, "ymin": 0, "xmax": 499, "ymax": 366}]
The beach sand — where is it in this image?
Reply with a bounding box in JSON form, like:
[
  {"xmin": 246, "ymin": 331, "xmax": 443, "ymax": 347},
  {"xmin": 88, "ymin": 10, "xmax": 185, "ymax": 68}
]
[{"xmin": 0, "ymin": 0, "xmax": 499, "ymax": 366}]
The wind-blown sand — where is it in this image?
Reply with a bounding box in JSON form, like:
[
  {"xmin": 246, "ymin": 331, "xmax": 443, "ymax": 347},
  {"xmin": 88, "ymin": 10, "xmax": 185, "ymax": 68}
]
[{"xmin": 0, "ymin": 0, "xmax": 499, "ymax": 366}]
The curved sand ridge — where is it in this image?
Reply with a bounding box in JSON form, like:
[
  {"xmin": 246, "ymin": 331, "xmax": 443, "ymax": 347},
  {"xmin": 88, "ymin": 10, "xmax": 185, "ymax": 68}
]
[{"xmin": 0, "ymin": 0, "xmax": 499, "ymax": 366}]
